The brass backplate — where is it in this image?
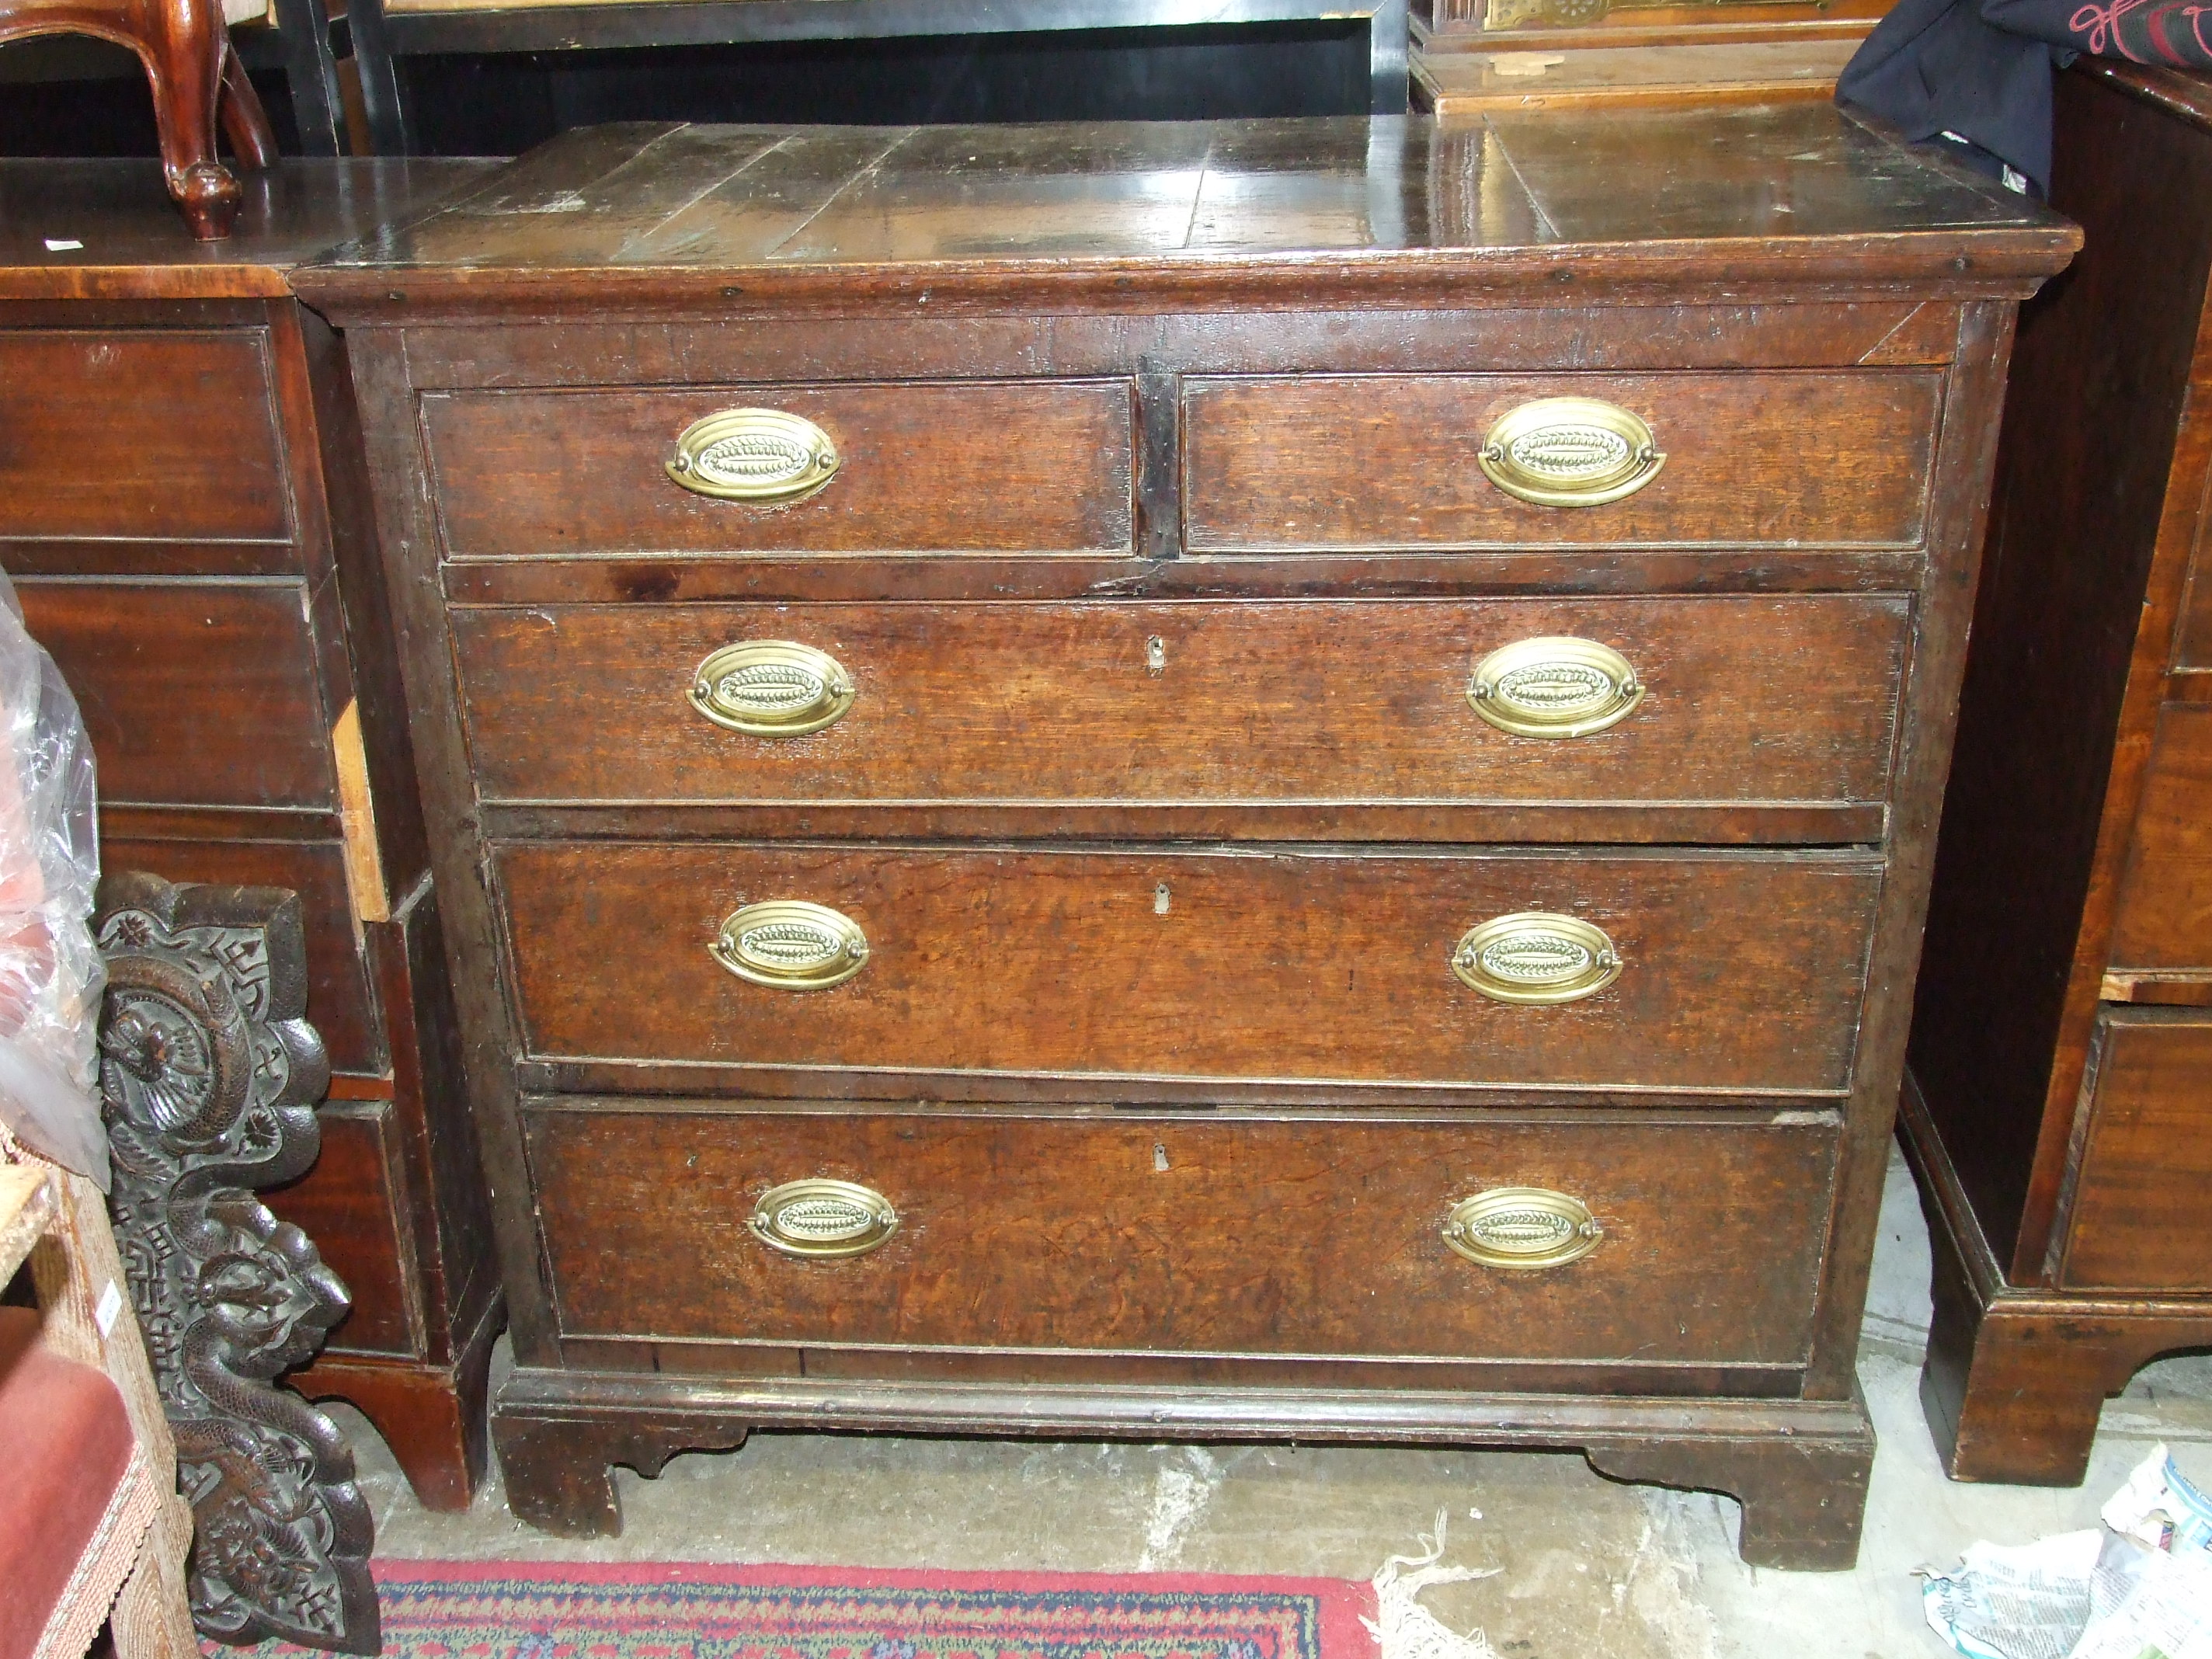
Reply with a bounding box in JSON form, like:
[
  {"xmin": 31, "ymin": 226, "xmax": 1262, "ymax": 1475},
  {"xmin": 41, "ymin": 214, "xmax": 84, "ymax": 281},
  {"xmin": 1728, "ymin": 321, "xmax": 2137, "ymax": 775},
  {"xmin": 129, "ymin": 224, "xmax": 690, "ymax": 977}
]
[
  {"xmin": 1469, "ymin": 635, "xmax": 1643, "ymax": 739},
  {"xmin": 1478, "ymin": 397, "xmax": 1664, "ymax": 508},
  {"xmin": 750, "ymin": 1177, "xmax": 899, "ymax": 1259},
  {"xmin": 666, "ymin": 408, "xmax": 840, "ymax": 503},
  {"xmin": 689, "ymin": 640, "xmax": 855, "ymax": 737},
  {"xmin": 1444, "ymin": 1187, "xmax": 1603, "ymax": 1270},
  {"xmin": 1452, "ymin": 911, "xmax": 1622, "ymax": 1004},
  {"xmin": 711, "ymin": 900, "xmax": 870, "ymax": 991}
]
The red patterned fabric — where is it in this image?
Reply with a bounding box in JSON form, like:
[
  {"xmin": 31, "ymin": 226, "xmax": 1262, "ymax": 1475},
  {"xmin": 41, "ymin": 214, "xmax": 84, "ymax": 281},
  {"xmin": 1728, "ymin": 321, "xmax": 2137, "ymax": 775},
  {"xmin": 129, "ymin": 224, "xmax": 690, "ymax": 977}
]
[
  {"xmin": 230, "ymin": 1560, "xmax": 1379, "ymax": 1659},
  {"xmin": 0, "ymin": 1305, "xmax": 137, "ymax": 1659}
]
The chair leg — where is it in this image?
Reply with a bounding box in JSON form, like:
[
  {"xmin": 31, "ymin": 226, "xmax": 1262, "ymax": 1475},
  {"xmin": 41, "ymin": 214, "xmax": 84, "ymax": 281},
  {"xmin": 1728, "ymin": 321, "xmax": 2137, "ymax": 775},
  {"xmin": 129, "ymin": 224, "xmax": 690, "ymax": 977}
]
[
  {"xmin": 219, "ymin": 39, "xmax": 280, "ymax": 166},
  {"xmin": 132, "ymin": 0, "xmax": 240, "ymax": 237}
]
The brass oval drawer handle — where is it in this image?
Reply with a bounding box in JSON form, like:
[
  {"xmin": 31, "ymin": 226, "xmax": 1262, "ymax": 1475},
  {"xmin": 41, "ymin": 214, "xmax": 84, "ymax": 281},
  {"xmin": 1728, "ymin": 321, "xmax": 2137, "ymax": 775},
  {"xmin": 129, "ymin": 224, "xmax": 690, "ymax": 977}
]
[
  {"xmin": 1444, "ymin": 1187, "xmax": 1603, "ymax": 1270},
  {"xmin": 689, "ymin": 641, "xmax": 855, "ymax": 737},
  {"xmin": 666, "ymin": 408, "xmax": 840, "ymax": 503},
  {"xmin": 711, "ymin": 900, "xmax": 870, "ymax": 991},
  {"xmin": 750, "ymin": 1177, "xmax": 899, "ymax": 1259},
  {"xmin": 1469, "ymin": 636, "xmax": 1643, "ymax": 739},
  {"xmin": 1478, "ymin": 397, "xmax": 1665, "ymax": 508},
  {"xmin": 1452, "ymin": 912, "xmax": 1621, "ymax": 1004}
]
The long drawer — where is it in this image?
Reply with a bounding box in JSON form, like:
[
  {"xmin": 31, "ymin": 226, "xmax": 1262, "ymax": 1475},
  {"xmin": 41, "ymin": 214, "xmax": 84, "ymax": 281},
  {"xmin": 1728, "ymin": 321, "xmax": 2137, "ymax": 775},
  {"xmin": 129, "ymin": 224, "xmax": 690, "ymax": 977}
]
[
  {"xmin": 423, "ymin": 380, "xmax": 1135, "ymax": 558},
  {"xmin": 496, "ymin": 843, "xmax": 1882, "ymax": 1094},
  {"xmin": 525, "ymin": 1101, "xmax": 1839, "ymax": 1366},
  {"xmin": 453, "ymin": 596, "xmax": 1911, "ymax": 811},
  {"xmin": 1182, "ymin": 371, "xmax": 1942, "ymax": 551}
]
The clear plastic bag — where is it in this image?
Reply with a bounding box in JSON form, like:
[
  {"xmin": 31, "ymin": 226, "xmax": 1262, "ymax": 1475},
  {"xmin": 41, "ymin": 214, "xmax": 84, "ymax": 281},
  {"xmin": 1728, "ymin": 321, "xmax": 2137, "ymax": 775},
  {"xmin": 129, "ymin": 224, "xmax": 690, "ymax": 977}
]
[{"xmin": 0, "ymin": 567, "xmax": 107, "ymax": 1188}]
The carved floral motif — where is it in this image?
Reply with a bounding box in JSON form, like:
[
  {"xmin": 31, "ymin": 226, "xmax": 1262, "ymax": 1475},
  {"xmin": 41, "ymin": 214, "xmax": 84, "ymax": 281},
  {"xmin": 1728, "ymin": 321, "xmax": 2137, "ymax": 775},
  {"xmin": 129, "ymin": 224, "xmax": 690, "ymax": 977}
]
[{"xmin": 96, "ymin": 873, "xmax": 378, "ymax": 1654}]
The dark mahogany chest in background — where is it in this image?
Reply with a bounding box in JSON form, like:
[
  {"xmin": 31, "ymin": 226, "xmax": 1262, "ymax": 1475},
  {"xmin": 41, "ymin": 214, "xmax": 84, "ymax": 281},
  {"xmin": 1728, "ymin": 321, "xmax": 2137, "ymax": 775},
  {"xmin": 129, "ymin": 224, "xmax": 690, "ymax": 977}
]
[
  {"xmin": 292, "ymin": 109, "xmax": 2075, "ymax": 1569},
  {"xmin": 1904, "ymin": 61, "xmax": 2212, "ymax": 1486},
  {"xmin": 0, "ymin": 159, "xmax": 503, "ymax": 1510}
]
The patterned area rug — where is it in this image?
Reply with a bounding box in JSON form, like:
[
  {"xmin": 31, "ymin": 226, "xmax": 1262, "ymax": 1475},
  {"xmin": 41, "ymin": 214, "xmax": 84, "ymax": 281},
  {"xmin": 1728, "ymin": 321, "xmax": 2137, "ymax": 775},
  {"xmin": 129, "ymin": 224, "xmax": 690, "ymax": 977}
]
[{"xmin": 241, "ymin": 1561, "xmax": 1378, "ymax": 1659}]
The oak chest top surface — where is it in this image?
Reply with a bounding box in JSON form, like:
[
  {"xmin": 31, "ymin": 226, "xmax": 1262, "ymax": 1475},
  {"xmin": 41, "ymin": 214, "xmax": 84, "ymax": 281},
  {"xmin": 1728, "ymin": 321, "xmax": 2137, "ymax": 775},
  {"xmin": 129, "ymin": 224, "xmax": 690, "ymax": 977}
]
[{"xmin": 293, "ymin": 107, "xmax": 2075, "ymax": 318}]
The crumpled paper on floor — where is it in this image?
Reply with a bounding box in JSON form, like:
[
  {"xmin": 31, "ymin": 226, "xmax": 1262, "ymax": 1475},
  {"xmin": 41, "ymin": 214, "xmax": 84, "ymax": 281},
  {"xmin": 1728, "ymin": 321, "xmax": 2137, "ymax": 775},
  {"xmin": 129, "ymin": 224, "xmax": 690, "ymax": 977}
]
[{"xmin": 1924, "ymin": 1444, "xmax": 2212, "ymax": 1659}]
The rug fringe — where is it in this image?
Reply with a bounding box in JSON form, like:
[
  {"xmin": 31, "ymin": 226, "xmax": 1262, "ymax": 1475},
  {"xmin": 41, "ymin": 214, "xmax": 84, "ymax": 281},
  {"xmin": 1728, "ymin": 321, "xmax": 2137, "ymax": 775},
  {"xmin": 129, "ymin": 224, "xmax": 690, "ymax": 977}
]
[{"xmin": 1360, "ymin": 1511, "xmax": 1502, "ymax": 1659}]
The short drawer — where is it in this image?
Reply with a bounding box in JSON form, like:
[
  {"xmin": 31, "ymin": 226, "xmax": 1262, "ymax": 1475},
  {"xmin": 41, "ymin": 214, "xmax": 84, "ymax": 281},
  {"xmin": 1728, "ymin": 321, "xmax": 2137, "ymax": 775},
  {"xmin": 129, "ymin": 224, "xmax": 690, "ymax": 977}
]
[
  {"xmin": 453, "ymin": 595, "xmax": 1910, "ymax": 812},
  {"xmin": 2108, "ymin": 703, "xmax": 2212, "ymax": 976},
  {"xmin": 423, "ymin": 380, "xmax": 1134, "ymax": 558},
  {"xmin": 497, "ymin": 843, "xmax": 1881, "ymax": 1094},
  {"xmin": 526, "ymin": 1102, "xmax": 1838, "ymax": 1367},
  {"xmin": 1182, "ymin": 371, "xmax": 1940, "ymax": 551},
  {"xmin": 21, "ymin": 581, "xmax": 336, "ymax": 811},
  {"xmin": 2057, "ymin": 1009, "xmax": 2212, "ymax": 1292},
  {"xmin": 0, "ymin": 330, "xmax": 290, "ymax": 543}
]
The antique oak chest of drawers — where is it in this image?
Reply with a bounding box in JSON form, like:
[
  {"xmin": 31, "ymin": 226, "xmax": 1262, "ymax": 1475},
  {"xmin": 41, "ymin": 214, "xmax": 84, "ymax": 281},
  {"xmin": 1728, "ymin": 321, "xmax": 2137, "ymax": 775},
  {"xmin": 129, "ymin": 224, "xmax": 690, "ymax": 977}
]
[{"xmin": 292, "ymin": 109, "xmax": 2075, "ymax": 1568}]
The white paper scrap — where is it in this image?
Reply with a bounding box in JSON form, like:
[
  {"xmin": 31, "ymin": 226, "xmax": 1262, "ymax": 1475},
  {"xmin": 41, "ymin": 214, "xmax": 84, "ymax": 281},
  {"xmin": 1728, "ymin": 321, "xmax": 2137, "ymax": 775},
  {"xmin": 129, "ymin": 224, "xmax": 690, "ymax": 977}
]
[
  {"xmin": 43, "ymin": 239, "xmax": 82, "ymax": 252},
  {"xmin": 2070, "ymin": 1543, "xmax": 2212, "ymax": 1659},
  {"xmin": 94, "ymin": 1278, "xmax": 122, "ymax": 1336},
  {"xmin": 1924, "ymin": 1446, "xmax": 2212, "ymax": 1659},
  {"xmin": 2106, "ymin": 1442, "xmax": 2212, "ymax": 1554},
  {"xmin": 1922, "ymin": 1530, "xmax": 2102, "ymax": 1659}
]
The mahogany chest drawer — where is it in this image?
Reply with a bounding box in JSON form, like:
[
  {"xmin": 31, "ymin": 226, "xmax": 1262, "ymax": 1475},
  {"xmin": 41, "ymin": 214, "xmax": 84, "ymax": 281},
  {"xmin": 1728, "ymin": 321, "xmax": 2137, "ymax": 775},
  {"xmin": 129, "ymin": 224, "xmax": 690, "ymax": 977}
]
[
  {"xmin": 497, "ymin": 841, "xmax": 1881, "ymax": 1094},
  {"xmin": 2053, "ymin": 1010, "xmax": 2212, "ymax": 1293},
  {"xmin": 423, "ymin": 380, "xmax": 1135, "ymax": 558},
  {"xmin": 452, "ymin": 594, "xmax": 1910, "ymax": 814},
  {"xmin": 1181, "ymin": 371, "xmax": 1942, "ymax": 552},
  {"xmin": 20, "ymin": 582, "xmax": 338, "ymax": 810},
  {"xmin": 2106, "ymin": 702, "xmax": 2212, "ymax": 975},
  {"xmin": 0, "ymin": 331, "xmax": 290, "ymax": 544},
  {"xmin": 524, "ymin": 1101, "xmax": 1841, "ymax": 1368}
]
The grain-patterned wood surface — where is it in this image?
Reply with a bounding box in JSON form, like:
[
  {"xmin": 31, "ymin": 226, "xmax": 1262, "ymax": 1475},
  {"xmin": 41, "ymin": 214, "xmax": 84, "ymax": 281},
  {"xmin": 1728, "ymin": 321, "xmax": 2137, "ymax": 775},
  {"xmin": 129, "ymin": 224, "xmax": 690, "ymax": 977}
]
[
  {"xmin": 525, "ymin": 1103, "xmax": 1839, "ymax": 1365},
  {"xmin": 450, "ymin": 595, "xmax": 1910, "ymax": 812},
  {"xmin": 0, "ymin": 331, "xmax": 287, "ymax": 542},
  {"xmin": 2053, "ymin": 1010, "xmax": 2212, "ymax": 1291},
  {"xmin": 2108, "ymin": 704, "xmax": 2212, "ymax": 973},
  {"xmin": 1181, "ymin": 371, "xmax": 1940, "ymax": 551},
  {"xmin": 425, "ymin": 381, "xmax": 1135, "ymax": 558},
  {"xmin": 20, "ymin": 583, "xmax": 337, "ymax": 810},
  {"xmin": 496, "ymin": 841, "xmax": 1881, "ymax": 1093}
]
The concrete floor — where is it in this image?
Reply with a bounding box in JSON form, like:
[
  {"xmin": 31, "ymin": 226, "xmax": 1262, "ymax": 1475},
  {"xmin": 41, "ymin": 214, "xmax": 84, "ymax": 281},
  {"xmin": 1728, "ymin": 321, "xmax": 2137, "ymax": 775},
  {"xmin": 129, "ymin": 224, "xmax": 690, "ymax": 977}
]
[{"xmin": 341, "ymin": 1143, "xmax": 2212, "ymax": 1657}]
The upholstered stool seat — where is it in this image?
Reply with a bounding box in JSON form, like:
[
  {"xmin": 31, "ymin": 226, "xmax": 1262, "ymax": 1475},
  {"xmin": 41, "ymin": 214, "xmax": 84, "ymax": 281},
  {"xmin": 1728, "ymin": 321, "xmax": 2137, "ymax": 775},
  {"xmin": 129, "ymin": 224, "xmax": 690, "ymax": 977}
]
[{"xmin": 0, "ymin": 1304, "xmax": 157, "ymax": 1659}]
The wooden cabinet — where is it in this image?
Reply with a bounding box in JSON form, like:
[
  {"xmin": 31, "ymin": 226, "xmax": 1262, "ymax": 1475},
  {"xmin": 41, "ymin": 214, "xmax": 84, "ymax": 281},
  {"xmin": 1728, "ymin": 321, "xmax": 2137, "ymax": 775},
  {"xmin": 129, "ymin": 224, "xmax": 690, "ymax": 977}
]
[
  {"xmin": 290, "ymin": 110, "xmax": 2075, "ymax": 1568},
  {"xmin": 0, "ymin": 158, "xmax": 503, "ymax": 1510},
  {"xmin": 1902, "ymin": 61, "xmax": 2212, "ymax": 1487}
]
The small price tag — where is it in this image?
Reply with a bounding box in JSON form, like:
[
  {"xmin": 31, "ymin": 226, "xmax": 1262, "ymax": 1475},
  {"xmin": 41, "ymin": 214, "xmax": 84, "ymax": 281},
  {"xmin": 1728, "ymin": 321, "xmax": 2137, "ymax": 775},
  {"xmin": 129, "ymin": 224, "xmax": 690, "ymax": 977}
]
[{"xmin": 95, "ymin": 1279, "xmax": 123, "ymax": 1337}]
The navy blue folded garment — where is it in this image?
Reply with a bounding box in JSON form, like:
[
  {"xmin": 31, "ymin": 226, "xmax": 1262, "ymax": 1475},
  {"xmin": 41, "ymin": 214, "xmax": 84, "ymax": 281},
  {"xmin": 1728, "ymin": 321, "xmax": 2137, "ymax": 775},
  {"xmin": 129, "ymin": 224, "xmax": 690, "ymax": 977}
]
[
  {"xmin": 1836, "ymin": 0, "xmax": 2063, "ymax": 193},
  {"xmin": 1838, "ymin": 0, "xmax": 2211, "ymax": 200}
]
